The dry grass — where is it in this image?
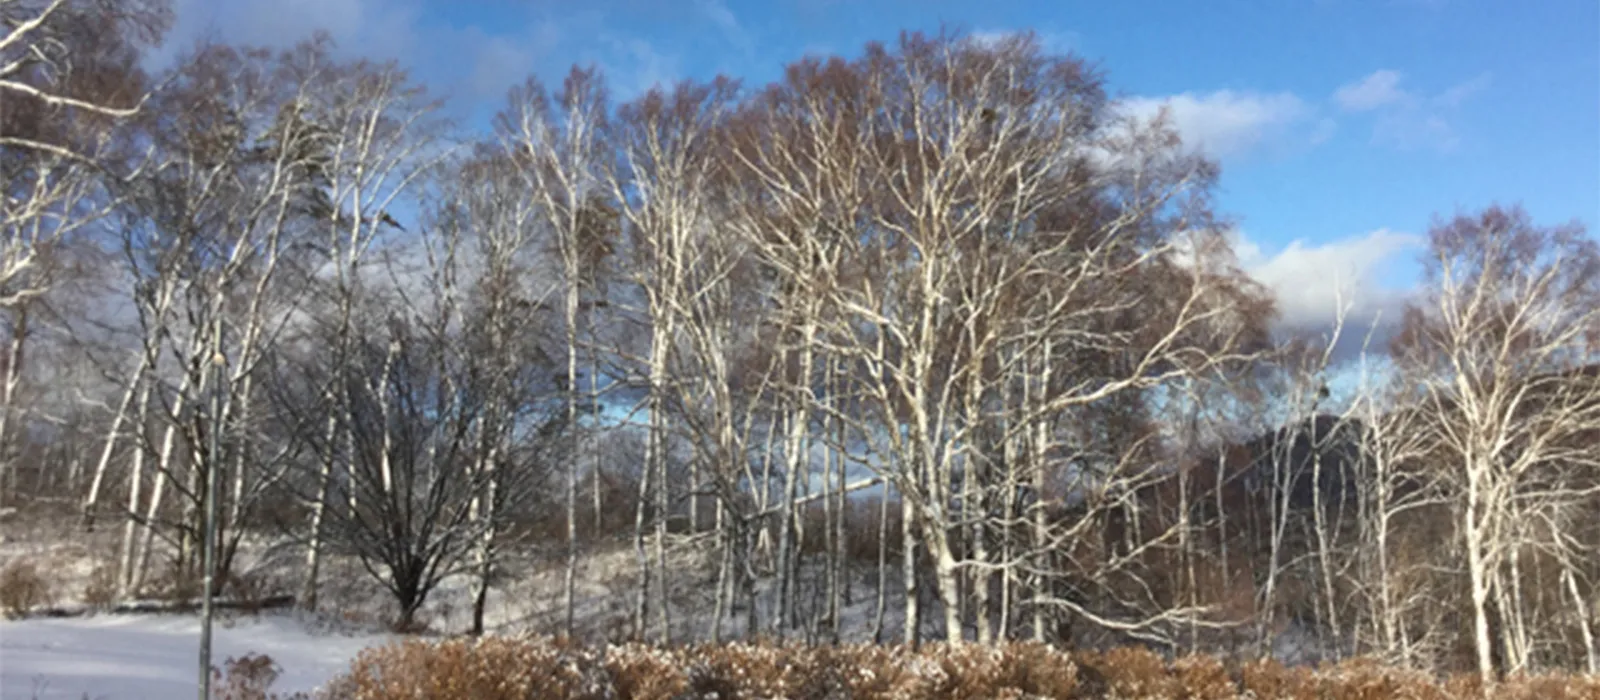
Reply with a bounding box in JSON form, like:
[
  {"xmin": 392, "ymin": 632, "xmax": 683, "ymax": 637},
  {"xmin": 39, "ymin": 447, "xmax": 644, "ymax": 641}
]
[
  {"xmin": 316, "ymin": 637, "xmax": 1600, "ymax": 699},
  {"xmin": 82, "ymin": 559, "xmax": 118, "ymax": 608},
  {"xmin": 0, "ymin": 557, "xmax": 52, "ymax": 617}
]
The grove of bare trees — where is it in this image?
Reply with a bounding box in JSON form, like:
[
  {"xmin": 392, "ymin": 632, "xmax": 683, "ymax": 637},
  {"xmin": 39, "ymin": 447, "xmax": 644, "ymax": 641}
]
[{"xmin": 3, "ymin": 1, "xmax": 1597, "ymax": 686}]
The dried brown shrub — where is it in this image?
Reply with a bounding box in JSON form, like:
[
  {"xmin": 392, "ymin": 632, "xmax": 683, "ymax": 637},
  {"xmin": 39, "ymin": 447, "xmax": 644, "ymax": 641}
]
[
  {"xmin": 0, "ymin": 558, "xmax": 51, "ymax": 617},
  {"xmin": 994, "ymin": 642, "xmax": 1079, "ymax": 699},
  {"xmin": 320, "ymin": 637, "xmax": 1600, "ymax": 700},
  {"xmin": 325, "ymin": 637, "xmax": 601, "ymax": 700},
  {"xmin": 1170, "ymin": 654, "xmax": 1237, "ymax": 700},
  {"xmin": 83, "ymin": 560, "xmax": 118, "ymax": 608},
  {"xmin": 1317, "ymin": 657, "xmax": 1450, "ymax": 700},
  {"xmin": 1074, "ymin": 646, "xmax": 1184, "ymax": 698},
  {"xmin": 216, "ymin": 653, "xmax": 282, "ymax": 700},
  {"xmin": 1440, "ymin": 672, "xmax": 1600, "ymax": 700},
  {"xmin": 1238, "ymin": 657, "xmax": 1317, "ymax": 699},
  {"xmin": 604, "ymin": 642, "xmax": 689, "ymax": 699}
]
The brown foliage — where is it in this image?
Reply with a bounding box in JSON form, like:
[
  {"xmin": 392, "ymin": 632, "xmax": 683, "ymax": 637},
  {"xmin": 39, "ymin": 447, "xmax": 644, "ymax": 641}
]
[
  {"xmin": 326, "ymin": 637, "xmax": 603, "ymax": 700},
  {"xmin": 0, "ymin": 557, "xmax": 52, "ymax": 617},
  {"xmin": 83, "ymin": 559, "xmax": 117, "ymax": 608},
  {"xmin": 138, "ymin": 557, "xmax": 202, "ymax": 603},
  {"xmin": 320, "ymin": 636, "xmax": 1600, "ymax": 699},
  {"xmin": 215, "ymin": 653, "xmax": 289, "ymax": 700}
]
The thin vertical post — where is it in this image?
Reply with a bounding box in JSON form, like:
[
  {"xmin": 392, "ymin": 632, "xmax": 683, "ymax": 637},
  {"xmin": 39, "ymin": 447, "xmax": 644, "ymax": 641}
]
[{"xmin": 199, "ymin": 340, "xmax": 225, "ymax": 699}]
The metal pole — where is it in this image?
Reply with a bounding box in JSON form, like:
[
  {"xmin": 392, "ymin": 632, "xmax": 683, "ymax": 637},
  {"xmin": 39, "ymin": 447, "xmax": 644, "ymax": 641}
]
[{"xmin": 199, "ymin": 342, "xmax": 225, "ymax": 699}]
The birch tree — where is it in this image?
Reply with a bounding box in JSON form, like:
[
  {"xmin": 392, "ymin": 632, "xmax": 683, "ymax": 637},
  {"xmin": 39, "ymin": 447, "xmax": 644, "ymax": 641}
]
[
  {"xmin": 1390, "ymin": 204, "xmax": 1600, "ymax": 683},
  {"xmin": 290, "ymin": 46, "xmax": 449, "ymax": 611},
  {"xmin": 720, "ymin": 55, "xmax": 874, "ymax": 637},
  {"xmin": 496, "ymin": 66, "xmax": 615, "ymax": 636},
  {"xmin": 106, "ymin": 40, "xmax": 338, "ymax": 591},
  {"xmin": 0, "ymin": 0, "xmax": 171, "ymax": 152},
  {"xmin": 607, "ymin": 77, "xmax": 739, "ymax": 643},
  {"xmin": 445, "ymin": 148, "xmax": 566, "ymax": 634},
  {"xmin": 788, "ymin": 31, "xmax": 1272, "ymax": 644},
  {"xmin": 1, "ymin": 0, "xmax": 165, "ymax": 501}
]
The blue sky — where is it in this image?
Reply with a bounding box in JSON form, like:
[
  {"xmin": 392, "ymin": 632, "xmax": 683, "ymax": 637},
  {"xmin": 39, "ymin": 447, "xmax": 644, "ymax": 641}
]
[{"xmin": 157, "ymin": 0, "xmax": 1598, "ymax": 348}]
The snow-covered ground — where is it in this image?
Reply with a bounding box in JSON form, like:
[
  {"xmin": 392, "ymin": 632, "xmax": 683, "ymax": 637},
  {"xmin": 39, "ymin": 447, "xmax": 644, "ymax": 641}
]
[{"xmin": 0, "ymin": 612, "xmax": 392, "ymax": 699}]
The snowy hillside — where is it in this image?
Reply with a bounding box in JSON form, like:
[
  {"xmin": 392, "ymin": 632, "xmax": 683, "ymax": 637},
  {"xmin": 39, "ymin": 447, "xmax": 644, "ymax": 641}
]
[{"xmin": 0, "ymin": 612, "xmax": 391, "ymax": 699}]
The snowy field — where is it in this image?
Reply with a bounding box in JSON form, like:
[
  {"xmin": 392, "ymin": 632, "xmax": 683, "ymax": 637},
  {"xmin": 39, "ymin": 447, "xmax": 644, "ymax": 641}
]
[
  {"xmin": 0, "ymin": 613, "xmax": 391, "ymax": 699},
  {"xmin": 0, "ymin": 513, "xmax": 922, "ymax": 698}
]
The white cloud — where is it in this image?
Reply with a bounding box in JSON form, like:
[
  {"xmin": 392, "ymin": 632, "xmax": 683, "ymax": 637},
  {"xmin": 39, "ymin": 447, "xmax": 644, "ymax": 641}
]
[
  {"xmin": 1331, "ymin": 69, "xmax": 1490, "ymax": 153},
  {"xmin": 470, "ymin": 35, "xmax": 537, "ymax": 100},
  {"xmin": 1309, "ymin": 117, "xmax": 1339, "ymax": 145},
  {"xmin": 695, "ymin": 0, "xmax": 753, "ymax": 56},
  {"xmin": 1334, "ymin": 69, "xmax": 1407, "ymax": 112},
  {"xmin": 604, "ymin": 37, "xmax": 681, "ymax": 98},
  {"xmin": 967, "ymin": 28, "xmax": 1079, "ymax": 55},
  {"xmin": 1374, "ymin": 113, "xmax": 1460, "ymax": 152},
  {"xmin": 1120, "ymin": 90, "xmax": 1313, "ymax": 160},
  {"xmin": 1435, "ymin": 72, "xmax": 1492, "ymax": 108},
  {"xmin": 150, "ymin": 0, "xmax": 424, "ymax": 69},
  {"xmin": 1232, "ymin": 228, "xmax": 1423, "ymax": 358}
]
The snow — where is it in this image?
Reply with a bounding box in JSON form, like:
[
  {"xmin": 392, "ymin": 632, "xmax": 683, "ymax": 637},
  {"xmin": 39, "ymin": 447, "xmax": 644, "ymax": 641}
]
[{"xmin": 0, "ymin": 613, "xmax": 392, "ymax": 699}]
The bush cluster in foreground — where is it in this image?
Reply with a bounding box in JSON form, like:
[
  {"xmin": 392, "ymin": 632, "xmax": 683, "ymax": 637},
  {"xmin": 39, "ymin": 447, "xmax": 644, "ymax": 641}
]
[{"xmin": 299, "ymin": 637, "xmax": 1600, "ymax": 699}]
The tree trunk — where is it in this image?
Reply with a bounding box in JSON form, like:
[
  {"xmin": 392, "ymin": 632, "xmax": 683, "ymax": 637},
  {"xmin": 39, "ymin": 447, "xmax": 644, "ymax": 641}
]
[
  {"xmin": 902, "ymin": 495, "xmax": 920, "ymax": 647},
  {"xmin": 998, "ymin": 373, "xmax": 1018, "ymax": 642},
  {"xmin": 774, "ymin": 316, "xmax": 815, "ymax": 636},
  {"xmin": 633, "ymin": 409, "xmax": 654, "ymax": 641},
  {"xmin": 302, "ymin": 412, "xmax": 339, "ymax": 611},
  {"xmin": 132, "ymin": 439, "xmax": 171, "ymax": 593},
  {"xmin": 1030, "ymin": 337, "xmax": 1052, "ymax": 643},
  {"xmin": 1466, "ymin": 492, "xmax": 1497, "ymax": 686},
  {"xmin": 1563, "ymin": 567, "xmax": 1597, "ymax": 674},
  {"xmin": 564, "ymin": 278, "xmax": 581, "ymax": 637},
  {"xmin": 872, "ymin": 478, "xmax": 890, "ymax": 644},
  {"xmin": 711, "ymin": 504, "xmax": 729, "ymax": 643},
  {"xmin": 116, "ymin": 380, "xmax": 155, "ymax": 597},
  {"xmin": 470, "ymin": 450, "xmax": 499, "ymax": 637},
  {"xmin": 86, "ymin": 359, "xmax": 148, "ymax": 532},
  {"xmin": 133, "ymin": 390, "xmax": 189, "ymax": 593},
  {"xmin": 592, "ymin": 364, "xmax": 603, "ymax": 532},
  {"xmin": 823, "ymin": 366, "xmax": 843, "ymax": 642},
  {"xmin": 0, "ymin": 305, "xmax": 26, "ymax": 500},
  {"xmin": 929, "ymin": 524, "xmax": 965, "ymax": 643}
]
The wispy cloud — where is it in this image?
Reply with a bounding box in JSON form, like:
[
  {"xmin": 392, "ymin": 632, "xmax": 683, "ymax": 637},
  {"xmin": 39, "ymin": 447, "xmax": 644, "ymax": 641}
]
[
  {"xmin": 1373, "ymin": 113, "xmax": 1461, "ymax": 152},
  {"xmin": 1332, "ymin": 69, "xmax": 1492, "ymax": 153},
  {"xmin": 1121, "ymin": 90, "xmax": 1318, "ymax": 160},
  {"xmin": 1435, "ymin": 72, "xmax": 1492, "ymax": 108},
  {"xmin": 469, "ymin": 34, "xmax": 538, "ymax": 101},
  {"xmin": 1334, "ymin": 69, "xmax": 1406, "ymax": 111},
  {"xmin": 154, "ymin": 0, "xmax": 689, "ymax": 108},
  {"xmin": 604, "ymin": 37, "xmax": 682, "ymax": 98},
  {"xmin": 695, "ymin": 0, "xmax": 754, "ymax": 57},
  {"xmin": 967, "ymin": 28, "xmax": 1080, "ymax": 55},
  {"xmin": 149, "ymin": 0, "xmax": 425, "ymax": 69},
  {"xmin": 1310, "ymin": 117, "xmax": 1339, "ymax": 145}
]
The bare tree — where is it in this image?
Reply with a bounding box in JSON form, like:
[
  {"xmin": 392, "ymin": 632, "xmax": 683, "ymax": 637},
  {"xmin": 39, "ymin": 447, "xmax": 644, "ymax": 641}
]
[
  {"xmin": 1347, "ymin": 359, "xmax": 1448, "ymax": 669},
  {"xmin": 1, "ymin": 0, "xmax": 167, "ymax": 501},
  {"xmin": 0, "ymin": 0, "xmax": 171, "ymax": 156},
  {"xmin": 103, "ymin": 40, "xmax": 339, "ymax": 592},
  {"xmin": 767, "ymin": 31, "xmax": 1272, "ymax": 645},
  {"xmin": 287, "ymin": 44, "xmax": 447, "ymax": 611},
  {"xmin": 720, "ymin": 56, "xmax": 874, "ymax": 637},
  {"xmin": 607, "ymin": 77, "xmax": 740, "ymax": 643},
  {"xmin": 1390, "ymin": 205, "xmax": 1600, "ymax": 684},
  {"xmin": 496, "ymin": 67, "xmax": 614, "ymax": 636},
  {"xmin": 443, "ymin": 146, "xmax": 576, "ymax": 635}
]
